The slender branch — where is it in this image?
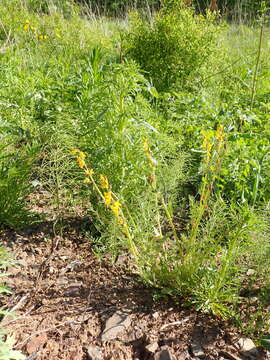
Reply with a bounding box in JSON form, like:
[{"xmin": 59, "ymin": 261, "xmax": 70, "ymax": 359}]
[{"xmin": 251, "ymin": 13, "xmax": 265, "ymax": 108}]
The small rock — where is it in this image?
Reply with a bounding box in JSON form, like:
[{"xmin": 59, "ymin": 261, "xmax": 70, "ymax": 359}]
[
  {"xmin": 190, "ymin": 341, "xmax": 205, "ymax": 359},
  {"xmin": 152, "ymin": 311, "xmax": 159, "ymax": 319},
  {"xmin": 145, "ymin": 342, "xmax": 159, "ymax": 353},
  {"xmin": 56, "ymin": 277, "xmax": 69, "ymax": 286},
  {"xmin": 246, "ymin": 269, "xmax": 255, "ymax": 276},
  {"xmin": 26, "ymin": 354, "xmax": 39, "ymax": 360},
  {"xmin": 154, "ymin": 349, "xmax": 175, "ymax": 360},
  {"xmin": 65, "ymin": 260, "xmax": 82, "ymax": 271},
  {"xmin": 31, "ymin": 180, "xmax": 42, "ymax": 188},
  {"xmin": 238, "ymin": 337, "xmax": 259, "ymax": 358},
  {"xmin": 64, "ymin": 283, "xmax": 82, "ymax": 297},
  {"xmin": 86, "ymin": 345, "xmax": 103, "ymax": 360},
  {"xmin": 115, "ymin": 254, "xmax": 130, "ymax": 266},
  {"xmin": 16, "ymin": 259, "xmax": 28, "ymax": 267},
  {"xmin": 101, "ymin": 310, "xmax": 131, "ymax": 342}
]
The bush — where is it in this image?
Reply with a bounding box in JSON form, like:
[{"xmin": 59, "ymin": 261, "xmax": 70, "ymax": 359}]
[
  {"xmin": 71, "ymin": 58, "xmax": 183, "ymax": 247},
  {"xmin": 0, "ymin": 125, "xmax": 37, "ymax": 229},
  {"xmin": 125, "ymin": 2, "xmax": 221, "ymax": 92}
]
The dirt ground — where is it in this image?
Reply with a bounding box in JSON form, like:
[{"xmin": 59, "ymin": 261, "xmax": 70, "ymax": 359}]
[{"xmin": 1, "ymin": 222, "xmax": 270, "ymax": 360}]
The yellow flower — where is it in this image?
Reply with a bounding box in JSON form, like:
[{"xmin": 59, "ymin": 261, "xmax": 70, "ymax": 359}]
[
  {"xmin": 85, "ymin": 169, "xmax": 94, "ymax": 176},
  {"xmin": 71, "ymin": 149, "xmax": 80, "ymax": 155},
  {"xmin": 117, "ymin": 217, "xmax": 124, "ymax": 225},
  {"xmin": 23, "ymin": 23, "xmax": 30, "ymax": 31},
  {"xmin": 37, "ymin": 34, "xmax": 48, "ymax": 40},
  {"xmin": 100, "ymin": 175, "xmax": 109, "ymax": 189},
  {"xmin": 76, "ymin": 157, "xmax": 86, "ymax": 169},
  {"xmin": 122, "ymin": 223, "xmax": 129, "ymax": 233},
  {"xmin": 78, "ymin": 151, "xmax": 86, "ymax": 160},
  {"xmin": 143, "ymin": 138, "xmax": 149, "ymax": 153},
  {"xmin": 111, "ymin": 201, "xmax": 121, "ymax": 217},
  {"xmin": 84, "ymin": 178, "xmax": 91, "ymax": 184},
  {"xmin": 104, "ymin": 191, "xmax": 112, "ymax": 206}
]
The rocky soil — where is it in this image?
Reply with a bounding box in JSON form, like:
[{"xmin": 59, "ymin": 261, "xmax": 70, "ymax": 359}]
[{"xmin": 0, "ymin": 222, "xmax": 269, "ymax": 360}]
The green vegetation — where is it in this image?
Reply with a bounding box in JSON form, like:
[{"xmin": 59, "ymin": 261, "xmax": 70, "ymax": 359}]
[
  {"xmin": 125, "ymin": 4, "xmax": 220, "ymax": 91},
  {"xmin": 1, "ymin": 0, "xmax": 270, "ymax": 350}
]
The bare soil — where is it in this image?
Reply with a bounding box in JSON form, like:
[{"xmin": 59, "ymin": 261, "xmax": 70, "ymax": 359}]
[{"xmin": 0, "ymin": 222, "xmax": 269, "ymax": 360}]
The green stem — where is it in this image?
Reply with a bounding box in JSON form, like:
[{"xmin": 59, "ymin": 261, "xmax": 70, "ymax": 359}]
[
  {"xmin": 251, "ymin": 15, "xmax": 264, "ymax": 109},
  {"xmin": 161, "ymin": 195, "xmax": 179, "ymax": 243}
]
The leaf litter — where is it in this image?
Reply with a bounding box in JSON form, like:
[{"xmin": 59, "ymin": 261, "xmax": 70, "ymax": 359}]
[{"xmin": 0, "ymin": 222, "xmax": 269, "ymax": 360}]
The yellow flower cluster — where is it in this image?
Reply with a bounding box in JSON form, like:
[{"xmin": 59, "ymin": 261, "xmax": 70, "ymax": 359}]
[
  {"xmin": 36, "ymin": 34, "xmax": 47, "ymax": 40},
  {"xmin": 71, "ymin": 149, "xmax": 94, "ymax": 184},
  {"xmin": 72, "ymin": 149, "xmax": 129, "ymax": 237},
  {"xmin": 104, "ymin": 191, "xmax": 112, "ymax": 206},
  {"xmin": 201, "ymin": 131, "xmax": 213, "ymax": 164},
  {"xmin": 98, "ymin": 176, "xmax": 122, "ymax": 218},
  {"xmin": 202, "ymin": 126, "xmax": 225, "ymax": 164},
  {"xmin": 110, "ymin": 201, "xmax": 121, "ymax": 217},
  {"xmin": 23, "ymin": 20, "xmax": 48, "ymax": 41},
  {"xmin": 71, "ymin": 149, "xmax": 86, "ymax": 169},
  {"xmin": 85, "ymin": 169, "xmax": 94, "ymax": 176},
  {"xmin": 23, "ymin": 20, "xmax": 36, "ymax": 31},
  {"xmin": 100, "ymin": 174, "xmax": 109, "ymax": 190},
  {"xmin": 216, "ymin": 125, "xmax": 225, "ymax": 152}
]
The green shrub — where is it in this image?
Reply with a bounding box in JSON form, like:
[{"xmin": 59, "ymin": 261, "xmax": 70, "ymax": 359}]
[
  {"xmin": 125, "ymin": 2, "xmax": 221, "ymax": 91},
  {"xmin": 217, "ymin": 131, "xmax": 270, "ymax": 205},
  {"xmin": 72, "ymin": 58, "xmax": 183, "ymax": 246},
  {"xmin": 0, "ymin": 124, "xmax": 38, "ymax": 229}
]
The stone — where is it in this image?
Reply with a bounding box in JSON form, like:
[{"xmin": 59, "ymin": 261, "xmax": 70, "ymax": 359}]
[
  {"xmin": 27, "ymin": 354, "xmax": 39, "ymax": 360},
  {"xmin": 101, "ymin": 310, "xmax": 131, "ymax": 342},
  {"xmin": 16, "ymin": 259, "xmax": 28, "ymax": 267},
  {"xmin": 152, "ymin": 311, "xmax": 159, "ymax": 319},
  {"xmin": 246, "ymin": 269, "xmax": 255, "ymax": 276},
  {"xmin": 64, "ymin": 283, "xmax": 82, "ymax": 297},
  {"xmin": 190, "ymin": 341, "xmax": 205, "ymax": 359},
  {"xmin": 31, "ymin": 180, "xmax": 42, "ymax": 188},
  {"xmin": 115, "ymin": 254, "xmax": 130, "ymax": 266},
  {"xmin": 145, "ymin": 342, "xmax": 159, "ymax": 353},
  {"xmin": 86, "ymin": 345, "xmax": 103, "ymax": 360},
  {"xmin": 65, "ymin": 260, "xmax": 82, "ymax": 271},
  {"xmin": 56, "ymin": 277, "xmax": 69, "ymax": 286},
  {"xmin": 238, "ymin": 337, "xmax": 259, "ymax": 358}
]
